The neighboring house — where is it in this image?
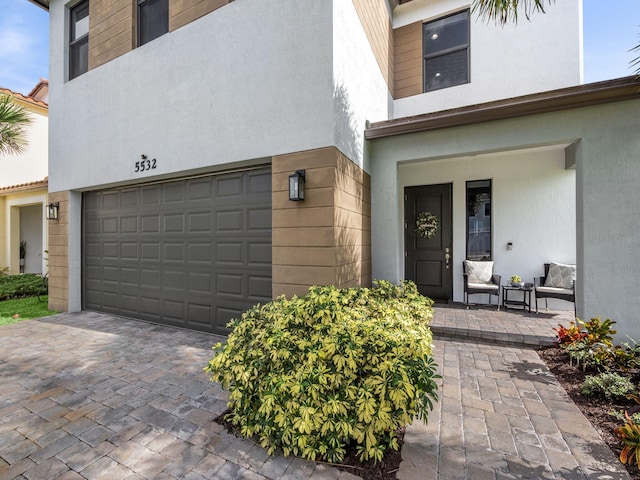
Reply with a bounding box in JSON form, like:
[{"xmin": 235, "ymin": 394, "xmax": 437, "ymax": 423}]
[
  {"xmin": 0, "ymin": 80, "xmax": 49, "ymax": 276},
  {"xmin": 37, "ymin": 0, "xmax": 640, "ymax": 339}
]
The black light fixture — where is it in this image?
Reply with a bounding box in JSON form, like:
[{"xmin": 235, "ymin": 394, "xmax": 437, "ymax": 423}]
[
  {"xmin": 289, "ymin": 170, "xmax": 305, "ymax": 201},
  {"xmin": 46, "ymin": 202, "xmax": 59, "ymax": 220}
]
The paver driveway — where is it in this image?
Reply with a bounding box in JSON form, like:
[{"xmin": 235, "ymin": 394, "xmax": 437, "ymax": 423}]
[
  {"xmin": 0, "ymin": 312, "xmax": 352, "ymax": 480},
  {"xmin": 0, "ymin": 309, "xmax": 632, "ymax": 479}
]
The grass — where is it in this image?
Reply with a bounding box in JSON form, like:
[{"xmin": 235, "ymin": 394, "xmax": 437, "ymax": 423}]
[{"xmin": 0, "ymin": 296, "xmax": 59, "ymax": 326}]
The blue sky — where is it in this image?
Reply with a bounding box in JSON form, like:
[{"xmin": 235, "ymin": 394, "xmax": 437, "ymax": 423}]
[{"xmin": 0, "ymin": 0, "xmax": 638, "ymax": 95}]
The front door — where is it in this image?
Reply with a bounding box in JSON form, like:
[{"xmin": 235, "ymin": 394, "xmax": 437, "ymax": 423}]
[{"xmin": 405, "ymin": 183, "xmax": 453, "ymax": 301}]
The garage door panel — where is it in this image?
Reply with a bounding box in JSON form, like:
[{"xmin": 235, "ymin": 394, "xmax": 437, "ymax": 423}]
[
  {"xmin": 248, "ymin": 208, "xmax": 272, "ymax": 231},
  {"xmin": 121, "ymin": 190, "xmax": 138, "ymax": 209},
  {"xmin": 217, "ymin": 176, "xmax": 243, "ymax": 197},
  {"xmin": 188, "ymin": 212, "xmax": 211, "ymax": 232},
  {"xmin": 189, "ymin": 272, "xmax": 212, "ymax": 293},
  {"xmin": 141, "ymin": 297, "xmax": 160, "ymax": 315},
  {"xmin": 102, "ymin": 242, "xmax": 119, "ymax": 259},
  {"xmin": 249, "ymin": 276, "xmax": 272, "ymax": 300},
  {"xmin": 103, "ymin": 218, "xmax": 118, "ymax": 234},
  {"xmin": 141, "ymin": 268, "xmax": 161, "ymax": 287},
  {"xmin": 216, "ymin": 210, "xmax": 242, "ymax": 232},
  {"xmin": 121, "ymin": 243, "xmax": 138, "ymax": 259},
  {"xmin": 188, "ymin": 303, "xmax": 212, "ymax": 326},
  {"xmin": 163, "ymin": 182, "xmax": 186, "ymax": 202},
  {"xmin": 164, "ymin": 214, "xmax": 185, "ymax": 233},
  {"xmin": 217, "ymin": 273, "xmax": 243, "ymax": 297},
  {"xmin": 142, "ymin": 186, "xmax": 161, "ymax": 205},
  {"xmin": 142, "ymin": 215, "xmax": 160, "ymax": 233},
  {"xmin": 217, "ymin": 243, "xmax": 242, "ymax": 264},
  {"xmin": 102, "ymin": 192, "xmax": 119, "ymax": 209},
  {"xmin": 163, "ymin": 243, "xmax": 185, "ymax": 262},
  {"xmin": 121, "ymin": 216, "xmax": 138, "ymax": 233},
  {"xmin": 121, "ymin": 267, "xmax": 138, "ymax": 286},
  {"xmin": 83, "ymin": 167, "xmax": 272, "ymax": 333},
  {"xmin": 248, "ymin": 242, "xmax": 271, "ymax": 264},
  {"xmin": 189, "ymin": 179, "xmax": 213, "ymax": 201},
  {"xmin": 85, "ymin": 219, "xmax": 101, "ymax": 235},
  {"xmin": 248, "ymin": 171, "xmax": 271, "ymax": 194},
  {"xmin": 163, "ymin": 270, "xmax": 186, "ymax": 291},
  {"xmin": 141, "ymin": 243, "xmax": 160, "ymax": 261},
  {"xmin": 188, "ymin": 242, "xmax": 212, "ymax": 263}
]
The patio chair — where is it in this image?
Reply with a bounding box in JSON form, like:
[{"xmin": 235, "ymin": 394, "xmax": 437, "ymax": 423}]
[
  {"xmin": 534, "ymin": 262, "xmax": 576, "ymax": 315},
  {"xmin": 463, "ymin": 260, "xmax": 501, "ymax": 309}
]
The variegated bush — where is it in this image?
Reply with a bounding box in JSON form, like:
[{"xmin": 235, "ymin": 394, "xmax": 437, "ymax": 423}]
[{"xmin": 205, "ymin": 280, "xmax": 439, "ymax": 463}]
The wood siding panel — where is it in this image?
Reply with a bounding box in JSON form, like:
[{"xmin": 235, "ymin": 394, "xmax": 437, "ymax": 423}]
[
  {"xmin": 88, "ymin": 0, "xmax": 134, "ymax": 70},
  {"xmin": 272, "ymin": 147, "xmax": 371, "ymax": 296},
  {"xmin": 352, "ymin": 0, "xmax": 393, "ymax": 91},
  {"xmin": 170, "ymin": 0, "xmax": 231, "ymax": 32},
  {"xmin": 393, "ymin": 21, "xmax": 423, "ymax": 99},
  {"xmin": 48, "ymin": 191, "xmax": 69, "ymax": 312}
]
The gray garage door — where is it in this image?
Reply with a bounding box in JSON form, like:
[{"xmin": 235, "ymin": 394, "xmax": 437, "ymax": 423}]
[{"xmin": 83, "ymin": 168, "xmax": 272, "ymax": 335}]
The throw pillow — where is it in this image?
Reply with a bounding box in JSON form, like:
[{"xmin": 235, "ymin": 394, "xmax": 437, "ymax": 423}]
[
  {"xmin": 465, "ymin": 260, "xmax": 493, "ymax": 283},
  {"xmin": 544, "ymin": 262, "xmax": 576, "ymax": 289}
]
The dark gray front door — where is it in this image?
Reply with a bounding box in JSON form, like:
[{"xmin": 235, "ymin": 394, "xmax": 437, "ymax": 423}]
[
  {"xmin": 83, "ymin": 168, "xmax": 272, "ymax": 335},
  {"xmin": 405, "ymin": 183, "xmax": 453, "ymax": 301}
]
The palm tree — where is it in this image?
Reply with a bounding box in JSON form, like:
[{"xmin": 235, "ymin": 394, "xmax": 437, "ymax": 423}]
[
  {"xmin": 472, "ymin": 0, "xmax": 640, "ymax": 75},
  {"xmin": 472, "ymin": 0, "xmax": 550, "ymax": 24},
  {"xmin": 0, "ymin": 93, "xmax": 32, "ymax": 156}
]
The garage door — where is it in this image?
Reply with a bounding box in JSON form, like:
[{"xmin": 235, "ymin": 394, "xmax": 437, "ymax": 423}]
[{"xmin": 83, "ymin": 168, "xmax": 272, "ymax": 335}]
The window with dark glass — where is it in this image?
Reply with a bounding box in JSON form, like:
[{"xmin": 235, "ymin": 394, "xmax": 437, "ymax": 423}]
[
  {"xmin": 69, "ymin": 0, "xmax": 89, "ymax": 80},
  {"xmin": 138, "ymin": 0, "xmax": 169, "ymax": 46},
  {"xmin": 423, "ymin": 10, "xmax": 470, "ymax": 92},
  {"xmin": 466, "ymin": 180, "xmax": 492, "ymax": 261}
]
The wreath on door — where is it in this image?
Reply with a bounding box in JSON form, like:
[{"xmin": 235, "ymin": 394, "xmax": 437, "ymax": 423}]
[{"xmin": 415, "ymin": 211, "xmax": 439, "ymax": 239}]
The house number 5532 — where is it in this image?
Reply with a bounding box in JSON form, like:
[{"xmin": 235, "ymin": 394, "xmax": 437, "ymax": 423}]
[{"xmin": 135, "ymin": 155, "xmax": 157, "ymax": 173}]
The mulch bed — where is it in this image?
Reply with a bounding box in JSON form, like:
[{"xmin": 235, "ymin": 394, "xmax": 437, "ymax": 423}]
[{"xmin": 538, "ymin": 346, "xmax": 640, "ymax": 479}]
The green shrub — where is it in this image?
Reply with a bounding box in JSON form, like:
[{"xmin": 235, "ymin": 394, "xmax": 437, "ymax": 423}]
[
  {"xmin": 0, "ymin": 274, "xmax": 47, "ymax": 301},
  {"xmin": 205, "ymin": 280, "xmax": 439, "ymax": 464},
  {"xmin": 580, "ymin": 372, "xmax": 635, "ymax": 400}
]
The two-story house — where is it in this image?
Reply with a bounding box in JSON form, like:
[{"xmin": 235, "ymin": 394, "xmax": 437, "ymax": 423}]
[
  {"xmin": 0, "ymin": 80, "xmax": 49, "ymax": 276},
  {"xmin": 37, "ymin": 0, "xmax": 640, "ymax": 339}
]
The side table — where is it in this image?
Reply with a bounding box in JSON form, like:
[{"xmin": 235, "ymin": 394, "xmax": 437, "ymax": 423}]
[{"xmin": 502, "ymin": 284, "xmax": 533, "ymax": 312}]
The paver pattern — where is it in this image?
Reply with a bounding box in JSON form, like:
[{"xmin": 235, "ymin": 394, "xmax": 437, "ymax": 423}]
[{"xmin": 0, "ymin": 308, "xmax": 631, "ymax": 479}]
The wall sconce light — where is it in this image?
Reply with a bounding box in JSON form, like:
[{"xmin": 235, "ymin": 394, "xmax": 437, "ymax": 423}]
[
  {"xmin": 289, "ymin": 170, "xmax": 305, "ymax": 201},
  {"xmin": 46, "ymin": 202, "xmax": 59, "ymax": 220}
]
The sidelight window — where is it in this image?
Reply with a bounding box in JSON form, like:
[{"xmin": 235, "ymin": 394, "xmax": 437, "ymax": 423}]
[{"xmin": 466, "ymin": 179, "xmax": 492, "ymax": 260}]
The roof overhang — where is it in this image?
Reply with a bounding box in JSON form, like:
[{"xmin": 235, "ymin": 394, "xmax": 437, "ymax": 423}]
[
  {"xmin": 365, "ymin": 76, "xmax": 640, "ymax": 140},
  {"xmin": 27, "ymin": 0, "xmax": 49, "ymax": 11}
]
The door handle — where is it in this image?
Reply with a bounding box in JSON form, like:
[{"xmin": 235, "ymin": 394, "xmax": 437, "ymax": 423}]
[{"xmin": 445, "ymin": 252, "xmax": 450, "ymax": 269}]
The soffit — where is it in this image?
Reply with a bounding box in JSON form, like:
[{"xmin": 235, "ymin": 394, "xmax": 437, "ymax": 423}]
[{"xmin": 365, "ymin": 76, "xmax": 640, "ymax": 139}]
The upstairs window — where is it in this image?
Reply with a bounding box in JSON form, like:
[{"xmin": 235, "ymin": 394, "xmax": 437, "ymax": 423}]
[
  {"xmin": 69, "ymin": 0, "xmax": 89, "ymax": 80},
  {"xmin": 423, "ymin": 10, "xmax": 470, "ymax": 92},
  {"xmin": 138, "ymin": 0, "xmax": 169, "ymax": 46}
]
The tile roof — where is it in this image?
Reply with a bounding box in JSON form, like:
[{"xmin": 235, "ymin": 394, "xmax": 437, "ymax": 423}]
[
  {"xmin": 0, "ymin": 177, "xmax": 48, "ymax": 194},
  {"xmin": 0, "ymin": 83, "xmax": 48, "ymax": 109}
]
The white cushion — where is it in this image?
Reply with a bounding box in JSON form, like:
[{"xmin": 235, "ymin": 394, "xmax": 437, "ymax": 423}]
[
  {"xmin": 536, "ymin": 286, "xmax": 573, "ymax": 295},
  {"xmin": 465, "ymin": 260, "xmax": 493, "ymax": 283},
  {"xmin": 468, "ymin": 282, "xmax": 499, "ymax": 291},
  {"xmin": 544, "ymin": 262, "xmax": 576, "ymax": 289}
]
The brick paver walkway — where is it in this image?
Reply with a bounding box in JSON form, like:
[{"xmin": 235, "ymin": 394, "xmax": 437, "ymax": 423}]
[{"xmin": 0, "ymin": 307, "xmax": 631, "ymax": 479}]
